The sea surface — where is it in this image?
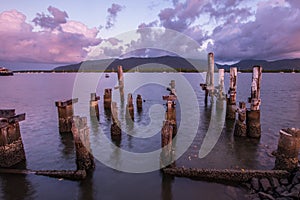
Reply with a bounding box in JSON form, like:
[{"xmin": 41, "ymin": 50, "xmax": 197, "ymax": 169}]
[{"xmin": 0, "ymin": 72, "xmax": 299, "ymax": 200}]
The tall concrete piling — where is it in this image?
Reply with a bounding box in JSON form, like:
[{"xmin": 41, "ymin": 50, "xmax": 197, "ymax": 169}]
[
  {"xmin": 0, "ymin": 110, "xmax": 26, "ymax": 167},
  {"xmin": 136, "ymin": 94, "xmax": 143, "ymax": 112},
  {"xmin": 200, "ymin": 52, "xmax": 215, "ymax": 105},
  {"xmin": 71, "ymin": 116, "xmax": 95, "ymax": 171},
  {"xmin": 90, "ymin": 93, "xmax": 100, "ymax": 120},
  {"xmin": 103, "ymin": 88, "xmax": 112, "ymax": 110},
  {"xmin": 274, "ymin": 128, "xmax": 300, "ymax": 171},
  {"xmin": 226, "ymin": 67, "xmax": 237, "ymax": 120},
  {"xmin": 55, "ymin": 98, "xmax": 78, "ymax": 133},
  {"xmin": 234, "ymin": 102, "xmax": 247, "ymax": 137},
  {"xmin": 126, "ymin": 93, "xmax": 134, "ymax": 121},
  {"xmin": 160, "ymin": 120, "xmax": 174, "ymax": 168},
  {"xmin": 246, "ymin": 66, "xmax": 262, "ymax": 138},
  {"xmin": 111, "ymin": 102, "xmax": 121, "ymax": 139}
]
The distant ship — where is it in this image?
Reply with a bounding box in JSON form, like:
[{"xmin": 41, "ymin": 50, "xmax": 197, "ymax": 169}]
[{"xmin": 0, "ymin": 67, "xmax": 13, "ymax": 76}]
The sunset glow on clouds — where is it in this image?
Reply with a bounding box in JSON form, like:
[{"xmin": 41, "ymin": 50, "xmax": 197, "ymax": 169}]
[{"xmin": 0, "ymin": 0, "xmax": 300, "ymax": 65}]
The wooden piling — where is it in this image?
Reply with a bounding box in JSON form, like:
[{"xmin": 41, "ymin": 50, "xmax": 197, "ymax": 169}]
[
  {"xmin": 136, "ymin": 94, "xmax": 143, "ymax": 112},
  {"xmin": 246, "ymin": 66, "xmax": 262, "ymax": 138},
  {"xmin": 55, "ymin": 98, "xmax": 78, "ymax": 133},
  {"xmin": 126, "ymin": 93, "xmax": 134, "ymax": 120},
  {"xmin": 274, "ymin": 128, "xmax": 300, "ymax": 171},
  {"xmin": 226, "ymin": 67, "xmax": 237, "ymax": 120},
  {"xmin": 234, "ymin": 102, "xmax": 247, "ymax": 137},
  {"xmin": 0, "ymin": 110, "xmax": 26, "ymax": 167},
  {"xmin": 217, "ymin": 69, "xmax": 225, "ymax": 100},
  {"xmin": 111, "ymin": 102, "xmax": 121, "ymax": 139},
  {"xmin": 71, "ymin": 116, "xmax": 95, "ymax": 171},
  {"xmin": 160, "ymin": 121, "xmax": 174, "ymax": 168},
  {"xmin": 200, "ymin": 53, "xmax": 215, "ymax": 105},
  {"xmin": 90, "ymin": 93, "xmax": 100, "ymax": 120},
  {"xmin": 103, "ymin": 88, "xmax": 112, "ymax": 110},
  {"xmin": 162, "ymin": 95, "xmax": 177, "ymax": 136}
]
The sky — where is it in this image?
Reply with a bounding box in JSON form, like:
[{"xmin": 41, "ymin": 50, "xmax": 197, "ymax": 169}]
[{"xmin": 1, "ymin": 0, "xmax": 300, "ymax": 66}]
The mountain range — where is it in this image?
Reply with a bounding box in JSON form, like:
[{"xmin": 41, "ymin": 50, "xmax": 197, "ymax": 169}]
[{"xmin": 52, "ymin": 56, "xmax": 300, "ymax": 72}]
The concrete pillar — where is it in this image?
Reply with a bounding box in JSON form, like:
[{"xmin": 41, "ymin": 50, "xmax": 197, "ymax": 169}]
[
  {"xmin": 234, "ymin": 102, "xmax": 247, "ymax": 137},
  {"xmin": 71, "ymin": 116, "xmax": 95, "ymax": 171},
  {"xmin": 111, "ymin": 102, "xmax": 121, "ymax": 139},
  {"xmin": 247, "ymin": 66, "xmax": 262, "ymax": 138},
  {"xmin": 274, "ymin": 128, "xmax": 300, "ymax": 171},
  {"xmin": 55, "ymin": 98, "xmax": 78, "ymax": 133},
  {"xmin": 90, "ymin": 93, "xmax": 100, "ymax": 120},
  {"xmin": 0, "ymin": 110, "xmax": 26, "ymax": 167},
  {"xmin": 136, "ymin": 94, "xmax": 143, "ymax": 112},
  {"xmin": 126, "ymin": 93, "xmax": 134, "ymax": 121},
  {"xmin": 226, "ymin": 67, "xmax": 237, "ymax": 120},
  {"xmin": 103, "ymin": 88, "xmax": 112, "ymax": 110}
]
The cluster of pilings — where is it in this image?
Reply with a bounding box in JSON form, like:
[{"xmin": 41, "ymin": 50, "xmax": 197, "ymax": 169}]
[
  {"xmin": 160, "ymin": 80, "xmax": 177, "ymax": 168},
  {"xmin": 0, "ymin": 109, "xmax": 26, "ymax": 168}
]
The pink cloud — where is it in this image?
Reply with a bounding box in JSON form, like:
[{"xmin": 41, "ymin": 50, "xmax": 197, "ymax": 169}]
[{"xmin": 0, "ymin": 9, "xmax": 102, "ymax": 64}]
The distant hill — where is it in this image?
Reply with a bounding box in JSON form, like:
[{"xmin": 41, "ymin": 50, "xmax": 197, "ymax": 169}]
[
  {"xmin": 217, "ymin": 59, "xmax": 300, "ymax": 72},
  {"xmin": 53, "ymin": 56, "xmax": 300, "ymax": 72},
  {"xmin": 53, "ymin": 56, "xmax": 209, "ymax": 72}
]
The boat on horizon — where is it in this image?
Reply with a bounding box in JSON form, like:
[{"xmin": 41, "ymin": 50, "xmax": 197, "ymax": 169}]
[{"xmin": 0, "ymin": 67, "xmax": 13, "ymax": 76}]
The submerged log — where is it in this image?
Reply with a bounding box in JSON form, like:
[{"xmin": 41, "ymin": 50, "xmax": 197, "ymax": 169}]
[{"xmin": 163, "ymin": 167, "xmax": 289, "ymax": 183}]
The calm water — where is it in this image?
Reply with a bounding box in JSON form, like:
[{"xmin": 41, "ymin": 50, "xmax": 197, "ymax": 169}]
[{"xmin": 0, "ymin": 72, "xmax": 299, "ymax": 200}]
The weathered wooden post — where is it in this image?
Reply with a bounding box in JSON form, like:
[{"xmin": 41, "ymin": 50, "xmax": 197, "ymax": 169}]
[
  {"xmin": 103, "ymin": 88, "xmax": 112, "ymax": 110},
  {"xmin": 126, "ymin": 93, "xmax": 134, "ymax": 121},
  {"xmin": 111, "ymin": 102, "xmax": 121, "ymax": 139},
  {"xmin": 246, "ymin": 66, "xmax": 262, "ymax": 138},
  {"xmin": 117, "ymin": 65, "xmax": 125, "ymax": 104},
  {"xmin": 0, "ymin": 110, "xmax": 26, "ymax": 167},
  {"xmin": 55, "ymin": 98, "xmax": 78, "ymax": 133},
  {"xmin": 90, "ymin": 93, "xmax": 100, "ymax": 120},
  {"xmin": 217, "ymin": 69, "xmax": 225, "ymax": 100},
  {"xmin": 162, "ymin": 95, "xmax": 177, "ymax": 136},
  {"xmin": 274, "ymin": 128, "xmax": 300, "ymax": 171},
  {"xmin": 234, "ymin": 102, "xmax": 247, "ymax": 137},
  {"xmin": 136, "ymin": 94, "xmax": 143, "ymax": 112},
  {"xmin": 71, "ymin": 116, "xmax": 95, "ymax": 171},
  {"xmin": 226, "ymin": 67, "xmax": 237, "ymax": 120},
  {"xmin": 200, "ymin": 52, "xmax": 215, "ymax": 105},
  {"xmin": 160, "ymin": 120, "xmax": 174, "ymax": 168}
]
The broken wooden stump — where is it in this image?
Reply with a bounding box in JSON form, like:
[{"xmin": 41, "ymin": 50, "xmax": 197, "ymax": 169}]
[
  {"xmin": 55, "ymin": 98, "xmax": 78, "ymax": 133},
  {"xmin": 247, "ymin": 66, "xmax": 262, "ymax": 138},
  {"xmin": 226, "ymin": 67, "xmax": 237, "ymax": 120},
  {"xmin": 160, "ymin": 121, "xmax": 174, "ymax": 168},
  {"xmin": 274, "ymin": 128, "xmax": 300, "ymax": 172},
  {"xmin": 0, "ymin": 109, "xmax": 26, "ymax": 167},
  {"xmin": 136, "ymin": 94, "xmax": 143, "ymax": 112},
  {"xmin": 234, "ymin": 102, "xmax": 247, "ymax": 137},
  {"xmin": 163, "ymin": 95, "xmax": 177, "ymax": 136},
  {"xmin": 103, "ymin": 88, "xmax": 112, "ymax": 110},
  {"xmin": 71, "ymin": 116, "xmax": 95, "ymax": 171},
  {"xmin": 110, "ymin": 102, "xmax": 121, "ymax": 139},
  {"xmin": 126, "ymin": 93, "xmax": 134, "ymax": 121},
  {"xmin": 90, "ymin": 93, "xmax": 100, "ymax": 120},
  {"xmin": 217, "ymin": 69, "xmax": 225, "ymax": 100}
]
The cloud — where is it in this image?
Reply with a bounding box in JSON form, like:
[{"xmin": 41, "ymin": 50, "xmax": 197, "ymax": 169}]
[
  {"xmin": 105, "ymin": 3, "xmax": 124, "ymax": 29},
  {"xmin": 209, "ymin": 1, "xmax": 300, "ymax": 61},
  {"xmin": 0, "ymin": 9, "xmax": 101, "ymax": 64},
  {"xmin": 32, "ymin": 6, "xmax": 68, "ymax": 30}
]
